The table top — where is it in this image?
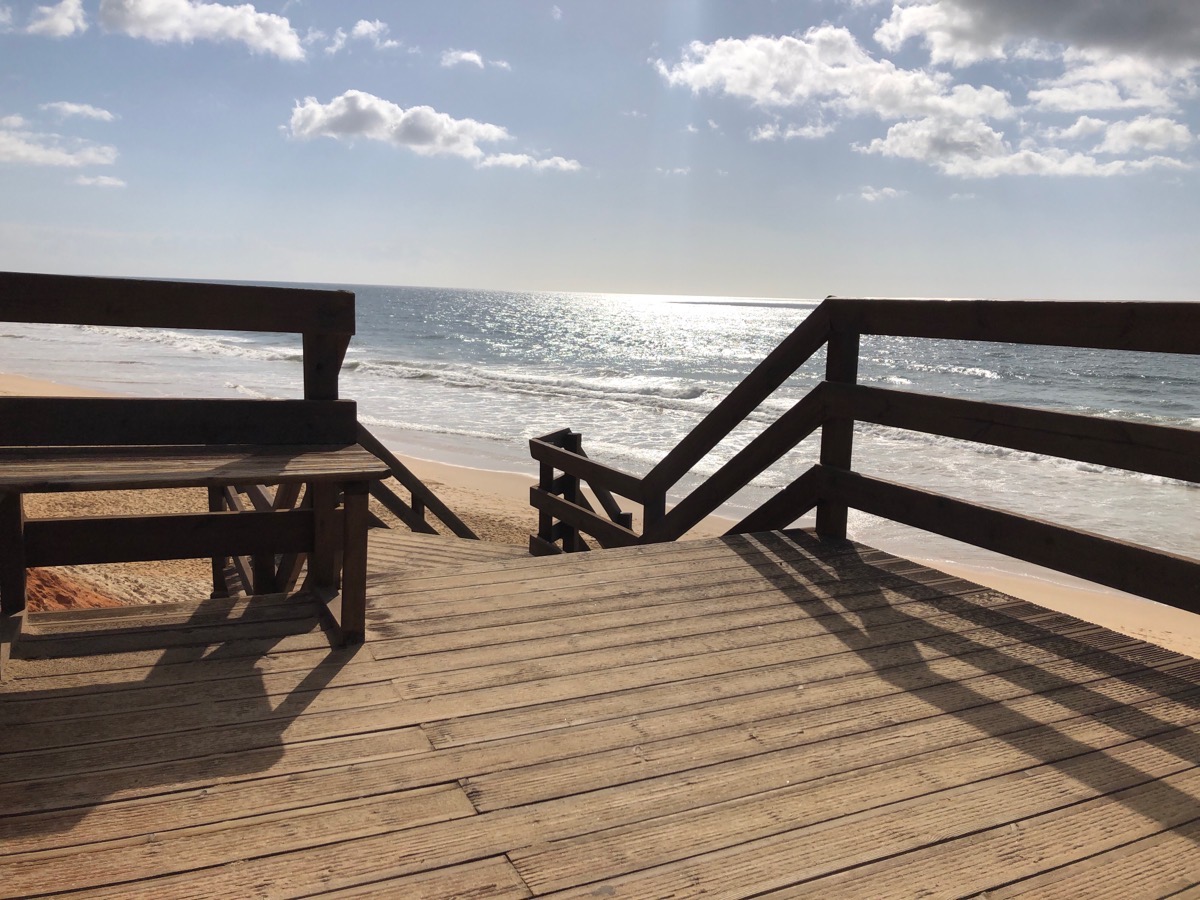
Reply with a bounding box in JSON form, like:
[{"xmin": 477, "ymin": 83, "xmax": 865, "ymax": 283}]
[{"xmin": 0, "ymin": 444, "xmax": 390, "ymax": 493}]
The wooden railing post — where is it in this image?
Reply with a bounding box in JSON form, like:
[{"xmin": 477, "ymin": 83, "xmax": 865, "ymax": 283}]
[
  {"xmin": 562, "ymin": 431, "xmax": 586, "ymax": 551},
  {"xmin": 815, "ymin": 328, "xmax": 859, "ymax": 539},
  {"xmin": 0, "ymin": 492, "xmax": 26, "ymax": 616}
]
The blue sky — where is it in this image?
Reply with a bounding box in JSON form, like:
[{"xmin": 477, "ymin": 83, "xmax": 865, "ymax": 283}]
[{"xmin": 2, "ymin": 1, "xmax": 1198, "ymax": 300}]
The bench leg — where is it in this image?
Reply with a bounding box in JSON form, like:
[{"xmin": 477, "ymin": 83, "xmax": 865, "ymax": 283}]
[
  {"xmin": 339, "ymin": 481, "xmax": 370, "ymax": 645},
  {"xmin": 308, "ymin": 482, "xmax": 341, "ymax": 593},
  {"xmin": 0, "ymin": 492, "xmax": 27, "ymax": 616}
]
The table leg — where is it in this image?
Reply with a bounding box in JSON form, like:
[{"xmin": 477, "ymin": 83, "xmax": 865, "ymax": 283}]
[
  {"xmin": 339, "ymin": 481, "xmax": 370, "ymax": 645},
  {"xmin": 0, "ymin": 492, "xmax": 26, "ymax": 616},
  {"xmin": 309, "ymin": 481, "xmax": 341, "ymax": 593}
]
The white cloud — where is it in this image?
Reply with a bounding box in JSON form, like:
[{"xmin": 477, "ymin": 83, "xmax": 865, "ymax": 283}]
[
  {"xmin": 287, "ymin": 90, "xmax": 579, "ymax": 171},
  {"xmin": 1042, "ymin": 115, "xmax": 1108, "ymax": 143},
  {"xmin": 323, "ymin": 26, "xmax": 346, "ymax": 55},
  {"xmin": 441, "ymin": 49, "xmax": 483, "ymax": 69},
  {"xmin": 40, "ymin": 101, "xmax": 116, "ymax": 122},
  {"xmin": 655, "ymin": 29, "xmax": 1014, "ymax": 122},
  {"xmin": 949, "ymin": 191, "xmax": 976, "ymax": 200},
  {"xmin": 860, "ymin": 114, "xmax": 1190, "ymax": 177},
  {"xmin": 1095, "ymin": 115, "xmax": 1193, "ymax": 155},
  {"xmin": 860, "ymin": 185, "xmax": 907, "ymax": 201},
  {"xmin": 440, "ymin": 49, "xmax": 509, "ymax": 70},
  {"xmin": 685, "ymin": 124, "xmax": 699, "ymax": 134},
  {"xmin": 75, "ymin": 174, "xmax": 126, "ymax": 187},
  {"xmin": 551, "ymin": 5, "xmax": 562, "ymax": 21},
  {"xmin": 656, "ymin": 167, "xmax": 690, "ymax": 176},
  {"xmin": 478, "ymin": 153, "xmax": 581, "ymax": 171},
  {"xmin": 1027, "ymin": 50, "xmax": 1195, "ymax": 113},
  {"xmin": 350, "ymin": 19, "xmax": 399, "ymax": 50},
  {"xmin": 875, "ymin": 1, "xmax": 1004, "ymax": 67},
  {"xmin": 0, "ymin": 122, "xmax": 118, "ymax": 167},
  {"xmin": 98, "ymin": 0, "xmax": 304, "ymax": 60},
  {"xmin": 0, "ymin": 6, "xmax": 13, "ymax": 31},
  {"xmin": 27, "ymin": 0, "xmax": 86, "ymax": 36},
  {"xmin": 752, "ymin": 121, "xmax": 835, "ymax": 142}
]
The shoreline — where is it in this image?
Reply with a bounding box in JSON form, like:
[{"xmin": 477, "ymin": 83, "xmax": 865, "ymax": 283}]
[{"xmin": 4, "ymin": 368, "xmax": 1198, "ymax": 658}]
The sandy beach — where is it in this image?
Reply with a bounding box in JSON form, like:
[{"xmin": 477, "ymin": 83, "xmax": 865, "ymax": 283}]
[{"xmin": 3, "ymin": 369, "xmax": 1197, "ymax": 660}]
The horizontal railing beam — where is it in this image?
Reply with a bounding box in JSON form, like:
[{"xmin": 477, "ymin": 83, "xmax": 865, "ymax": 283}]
[
  {"xmin": 26, "ymin": 509, "xmax": 315, "ymax": 566},
  {"xmin": 827, "ymin": 383, "xmax": 1200, "ymax": 484},
  {"xmin": 529, "ymin": 487, "xmax": 641, "ymax": 549},
  {"xmin": 0, "ymin": 271, "xmax": 355, "ymax": 334},
  {"xmin": 829, "ymin": 299, "xmax": 1200, "ymax": 355},
  {"xmin": 822, "ymin": 467, "xmax": 1200, "ymax": 614},
  {"xmin": 529, "ymin": 438, "xmax": 648, "ymax": 502},
  {"xmin": 0, "ymin": 398, "xmax": 359, "ymax": 447}
]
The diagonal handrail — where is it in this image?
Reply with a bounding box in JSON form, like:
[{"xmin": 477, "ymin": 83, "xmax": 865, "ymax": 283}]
[{"xmin": 643, "ymin": 303, "xmax": 832, "ymax": 494}]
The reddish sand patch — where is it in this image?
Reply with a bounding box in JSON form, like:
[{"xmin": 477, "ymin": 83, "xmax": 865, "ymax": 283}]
[{"xmin": 26, "ymin": 568, "xmax": 126, "ymax": 612}]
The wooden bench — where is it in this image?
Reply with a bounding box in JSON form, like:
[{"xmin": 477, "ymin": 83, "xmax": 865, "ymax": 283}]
[{"xmin": 0, "ymin": 273, "xmax": 389, "ymax": 646}]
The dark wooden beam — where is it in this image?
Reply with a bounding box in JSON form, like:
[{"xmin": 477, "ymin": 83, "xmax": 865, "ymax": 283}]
[
  {"xmin": 24, "ymin": 509, "xmax": 314, "ymax": 566},
  {"xmin": 0, "ymin": 493, "xmax": 26, "ymax": 615},
  {"xmin": 822, "ymin": 467, "xmax": 1200, "ymax": 614},
  {"xmin": 830, "ymin": 299, "xmax": 1200, "ymax": 354},
  {"xmin": 529, "ymin": 487, "xmax": 641, "ymax": 549},
  {"xmin": 816, "ymin": 329, "xmax": 859, "ymax": 539},
  {"xmin": 827, "ymin": 383, "xmax": 1200, "ymax": 484},
  {"xmin": 0, "ymin": 272, "xmax": 355, "ymax": 334},
  {"xmin": 0, "ymin": 399, "xmax": 358, "ymax": 449},
  {"xmin": 529, "ymin": 438, "xmax": 648, "ymax": 502}
]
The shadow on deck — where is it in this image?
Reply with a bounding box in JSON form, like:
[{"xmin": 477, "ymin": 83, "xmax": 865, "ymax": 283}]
[{"xmin": 1, "ymin": 530, "xmax": 1198, "ymax": 898}]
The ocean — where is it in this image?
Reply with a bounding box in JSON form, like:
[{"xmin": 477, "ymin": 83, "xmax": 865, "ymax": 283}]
[{"xmin": 4, "ymin": 283, "xmax": 1198, "ymax": 582}]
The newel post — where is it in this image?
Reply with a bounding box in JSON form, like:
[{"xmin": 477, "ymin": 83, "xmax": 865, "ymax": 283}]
[{"xmin": 815, "ymin": 328, "xmax": 859, "ymax": 539}]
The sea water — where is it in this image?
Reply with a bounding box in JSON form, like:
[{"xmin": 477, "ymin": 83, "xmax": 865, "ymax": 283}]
[{"xmin": 3, "ymin": 283, "xmax": 1197, "ymax": 580}]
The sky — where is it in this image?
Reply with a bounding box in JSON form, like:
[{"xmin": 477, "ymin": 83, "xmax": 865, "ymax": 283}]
[{"xmin": 2, "ymin": 0, "xmax": 1199, "ymax": 300}]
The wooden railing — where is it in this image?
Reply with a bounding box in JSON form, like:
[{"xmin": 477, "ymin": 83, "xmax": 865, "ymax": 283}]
[
  {"xmin": 529, "ymin": 298, "xmax": 1200, "ymax": 615},
  {"xmin": 1, "ymin": 272, "xmax": 480, "ymax": 605}
]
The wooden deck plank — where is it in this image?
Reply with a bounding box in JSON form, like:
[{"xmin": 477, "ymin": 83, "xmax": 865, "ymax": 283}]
[
  {"xmin": 1, "ymin": 531, "xmax": 1196, "ymax": 898},
  {"xmin": 423, "ymin": 627, "xmax": 1146, "ymax": 748},
  {"xmin": 0, "ymin": 728, "xmax": 422, "ymax": 817},
  {"xmin": 390, "ymin": 601, "xmax": 1086, "ymax": 698},
  {"xmin": 0, "ymin": 701, "xmax": 431, "ymax": 783},
  {"xmin": 0, "ymin": 784, "xmax": 475, "ymax": 898},
  {"xmin": 365, "ymin": 535, "xmax": 916, "ymax": 615},
  {"xmin": 3, "ymin": 643, "xmax": 1182, "ymax": 854},
  {"xmin": 754, "ymin": 770, "xmax": 1200, "ymax": 899},
  {"xmin": 468, "ymin": 666, "xmax": 1200, "ymax": 814},
  {"xmin": 986, "ymin": 821, "xmax": 1200, "ymax": 899},
  {"xmin": 316, "ymin": 857, "xmax": 532, "ymax": 899},
  {"xmin": 515, "ymin": 728, "xmax": 1200, "ymax": 896}
]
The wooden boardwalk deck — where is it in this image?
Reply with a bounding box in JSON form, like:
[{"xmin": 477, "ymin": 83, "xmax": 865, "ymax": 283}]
[{"xmin": 2, "ymin": 530, "xmax": 1199, "ymax": 898}]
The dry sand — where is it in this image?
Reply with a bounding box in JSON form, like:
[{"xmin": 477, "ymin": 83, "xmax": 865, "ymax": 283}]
[{"xmin": 4, "ymin": 370, "xmax": 1197, "ymax": 659}]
